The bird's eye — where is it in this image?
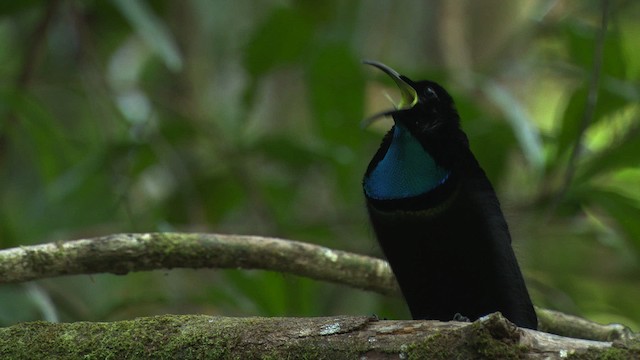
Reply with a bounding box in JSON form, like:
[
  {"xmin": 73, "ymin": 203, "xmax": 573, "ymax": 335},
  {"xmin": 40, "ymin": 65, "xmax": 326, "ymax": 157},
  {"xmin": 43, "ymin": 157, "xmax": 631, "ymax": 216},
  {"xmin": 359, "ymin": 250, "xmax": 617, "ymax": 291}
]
[{"xmin": 424, "ymin": 87, "xmax": 439, "ymax": 101}]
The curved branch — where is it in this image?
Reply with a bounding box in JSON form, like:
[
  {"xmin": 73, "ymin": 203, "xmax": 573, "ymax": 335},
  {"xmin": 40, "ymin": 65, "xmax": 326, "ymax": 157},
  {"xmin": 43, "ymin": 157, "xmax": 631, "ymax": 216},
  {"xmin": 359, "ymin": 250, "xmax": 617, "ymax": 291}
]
[
  {"xmin": 0, "ymin": 233, "xmax": 634, "ymax": 341},
  {"xmin": 0, "ymin": 233, "xmax": 397, "ymax": 296}
]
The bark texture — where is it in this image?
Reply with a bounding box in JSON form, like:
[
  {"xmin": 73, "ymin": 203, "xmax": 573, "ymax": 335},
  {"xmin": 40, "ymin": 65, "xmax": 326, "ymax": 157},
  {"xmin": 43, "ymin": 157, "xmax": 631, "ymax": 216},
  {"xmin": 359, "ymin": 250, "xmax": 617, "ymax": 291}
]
[{"xmin": 1, "ymin": 312, "xmax": 637, "ymax": 360}]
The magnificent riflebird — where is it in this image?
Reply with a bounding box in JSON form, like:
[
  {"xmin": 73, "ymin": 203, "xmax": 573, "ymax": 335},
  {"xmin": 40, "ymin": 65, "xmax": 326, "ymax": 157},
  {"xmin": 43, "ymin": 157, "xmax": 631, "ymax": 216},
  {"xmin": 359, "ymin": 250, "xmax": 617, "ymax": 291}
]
[{"xmin": 362, "ymin": 61, "xmax": 537, "ymax": 329}]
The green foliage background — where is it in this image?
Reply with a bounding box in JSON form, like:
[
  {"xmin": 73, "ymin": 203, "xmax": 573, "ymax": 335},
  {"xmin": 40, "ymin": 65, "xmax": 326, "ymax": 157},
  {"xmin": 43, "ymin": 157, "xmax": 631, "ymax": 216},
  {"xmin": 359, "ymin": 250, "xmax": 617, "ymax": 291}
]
[{"xmin": 1, "ymin": 0, "xmax": 639, "ymax": 330}]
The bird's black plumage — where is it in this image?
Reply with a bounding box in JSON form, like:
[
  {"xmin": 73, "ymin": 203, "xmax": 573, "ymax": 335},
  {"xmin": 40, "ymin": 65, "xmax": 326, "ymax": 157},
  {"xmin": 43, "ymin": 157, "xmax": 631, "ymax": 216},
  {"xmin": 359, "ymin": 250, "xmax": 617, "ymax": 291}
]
[{"xmin": 362, "ymin": 61, "xmax": 537, "ymax": 329}]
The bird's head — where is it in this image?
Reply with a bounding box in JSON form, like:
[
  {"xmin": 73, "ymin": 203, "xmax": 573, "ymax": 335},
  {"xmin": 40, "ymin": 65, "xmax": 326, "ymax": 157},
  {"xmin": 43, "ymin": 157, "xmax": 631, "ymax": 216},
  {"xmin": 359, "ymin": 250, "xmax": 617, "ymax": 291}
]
[{"xmin": 363, "ymin": 60, "xmax": 461, "ymax": 141}]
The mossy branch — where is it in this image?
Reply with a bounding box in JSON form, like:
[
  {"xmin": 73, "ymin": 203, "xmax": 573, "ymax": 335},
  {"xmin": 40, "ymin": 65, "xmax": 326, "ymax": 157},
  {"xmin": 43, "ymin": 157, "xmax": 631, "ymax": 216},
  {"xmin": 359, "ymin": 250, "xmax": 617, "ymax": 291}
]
[
  {"xmin": 0, "ymin": 233, "xmax": 635, "ymax": 342},
  {"xmin": 2, "ymin": 312, "xmax": 635, "ymax": 360}
]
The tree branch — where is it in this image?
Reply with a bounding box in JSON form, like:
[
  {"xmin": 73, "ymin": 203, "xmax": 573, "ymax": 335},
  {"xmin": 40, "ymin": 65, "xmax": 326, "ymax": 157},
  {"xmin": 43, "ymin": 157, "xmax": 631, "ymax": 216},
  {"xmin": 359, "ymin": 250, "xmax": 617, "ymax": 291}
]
[
  {"xmin": 0, "ymin": 233, "xmax": 397, "ymax": 296},
  {"xmin": 2, "ymin": 312, "xmax": 634, "ymax": 359},
  {"xmin": 0, "ymin": 233, "xmax": 635, "ymax": 342}
]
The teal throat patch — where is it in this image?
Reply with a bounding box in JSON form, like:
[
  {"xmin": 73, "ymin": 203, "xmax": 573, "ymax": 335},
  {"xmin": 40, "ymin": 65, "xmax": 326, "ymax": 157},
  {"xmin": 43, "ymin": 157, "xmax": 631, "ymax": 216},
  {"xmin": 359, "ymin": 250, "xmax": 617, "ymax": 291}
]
[{"xmin": 364, "ymin": 125, "xmax": 450, "ymax": 200}]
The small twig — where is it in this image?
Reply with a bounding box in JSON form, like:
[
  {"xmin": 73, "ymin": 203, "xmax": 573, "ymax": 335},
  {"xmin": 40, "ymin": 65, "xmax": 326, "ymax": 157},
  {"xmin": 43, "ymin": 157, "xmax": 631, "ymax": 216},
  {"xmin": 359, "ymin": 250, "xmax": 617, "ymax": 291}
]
[{"xmin": 560, "ymin": 0, "xmax": 610, "ymax": 193}]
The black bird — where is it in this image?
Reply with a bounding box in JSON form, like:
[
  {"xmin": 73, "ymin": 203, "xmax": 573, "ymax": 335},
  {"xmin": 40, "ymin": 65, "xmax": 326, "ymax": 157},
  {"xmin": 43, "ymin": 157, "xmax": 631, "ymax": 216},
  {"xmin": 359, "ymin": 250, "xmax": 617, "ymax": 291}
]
[{"xmin": 362, "ymin": 61, "xmax": 537, "ymax": 329}]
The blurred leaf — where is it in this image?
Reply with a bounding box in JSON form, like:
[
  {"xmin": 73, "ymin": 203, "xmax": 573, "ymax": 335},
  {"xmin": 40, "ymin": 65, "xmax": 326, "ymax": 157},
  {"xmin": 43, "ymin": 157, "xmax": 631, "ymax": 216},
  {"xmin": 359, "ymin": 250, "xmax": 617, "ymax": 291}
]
[
  {"xmin": 483, "ymin": 80, "xmax": 544, "ymax": 170},
  {"xmin": 48, "ymin": 169, "xmax": 119, "ymax": 230},
  {"xmin": 555, "ymin": 86, "xmax": 587, "ymax": 162},
  {"xmin": 582, "ymin": 187, "xmax": 640, "ymax": 250},
  {"xmin": 224, "ymin": 271, "xmax": 288, "ymax": 316},
  {"xmin": 577, "ymin": 126, "xmax": 640, "ymax": 181},
  {"xmin": 119, "ymin": 141, "xmax": 157, "ymax": 177},
  {"xmin": 250, "ymin": 136, "xmax": 327, "ymax": 170},
  {"xmin": 450, "ymin": 94, "xmax": 510, "ymax": 185},
  {"xmin": 0, "ymin": 0, "xmax": 43, "ymax": 15},
  {"xmin": 46, "ymin": 149, "xmax": 107, "ymax": 203},
  {"xmin": 0, "ymin": 286, "xmax": 41, "ymax": 325},
  {"xmin": 454, "ymin": 94, "xmax": 516, "ymax": 185},
  {"xmin": 564, "ymin": 19, "xmax": 626, "ymax": 79},
  {"xmin": 194, "ymin": 175, "xmax": 246, "ymax": 225},
  {"xmin": 554, "ymin": 84, "xmax": 628, "ymax": 165},
  {"xmin": 244, "ymin": 7, "xmax": 314, "ymax": 78},
  {"xmin": 306, "ymin": 44, "xmax": 364, "ymax": 146},
  {"xmin": 466, "ymin": 119, "xmax": 515, "ymax": 186},
  {"xmin": 24, "ymin": 283, "xmax": 58, "ymax": 322},
  {"xmin": 551, "ymin": 15, "xmax": 632, "ymax": 173},
  {"xmin": 110, "ymin": 0, "xmax": 182, "ymax": 71},
  {"xmin": 306, "ymin": 44, "xmax": 366, "ymax": 201},
  {"xmin": 11, "ymin": 90, "xmax": 73, "ymax": 182},
  {"xmin": 157, "ymin": 114, "xmax": 199, "ymax": 144}
]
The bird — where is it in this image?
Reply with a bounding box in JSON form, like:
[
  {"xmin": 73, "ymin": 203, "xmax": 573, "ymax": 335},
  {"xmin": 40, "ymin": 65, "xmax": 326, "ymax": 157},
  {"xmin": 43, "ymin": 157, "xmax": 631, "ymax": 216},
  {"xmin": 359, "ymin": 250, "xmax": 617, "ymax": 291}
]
[{"xmin": 362, "ymin": 60, "xmax": 537, "ymax": 330}]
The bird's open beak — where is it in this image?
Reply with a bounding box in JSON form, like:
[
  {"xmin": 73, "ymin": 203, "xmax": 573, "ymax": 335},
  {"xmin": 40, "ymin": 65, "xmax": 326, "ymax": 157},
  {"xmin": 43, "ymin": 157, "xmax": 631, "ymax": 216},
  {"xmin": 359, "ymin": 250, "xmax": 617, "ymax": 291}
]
[{"xmin": 362, "ymin": 60, "xmax": 418, "ymax": 128}]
